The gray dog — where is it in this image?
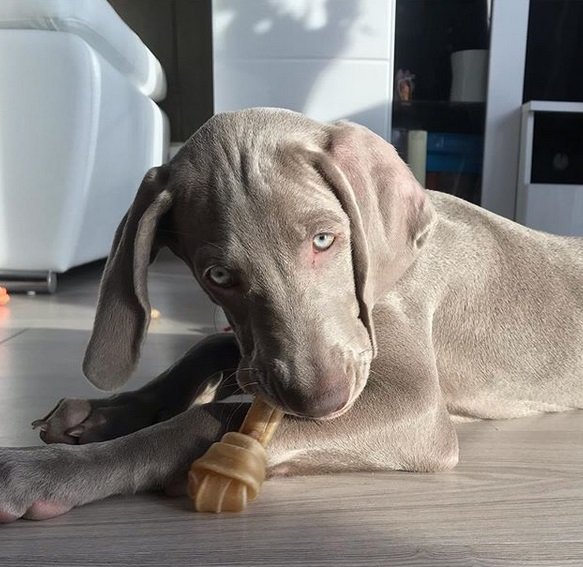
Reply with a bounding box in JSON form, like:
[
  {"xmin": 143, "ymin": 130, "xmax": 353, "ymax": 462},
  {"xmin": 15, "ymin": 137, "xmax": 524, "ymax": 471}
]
[{"xmin": 1, "ymin": 108, "xmax": 582, "ymax": 522}]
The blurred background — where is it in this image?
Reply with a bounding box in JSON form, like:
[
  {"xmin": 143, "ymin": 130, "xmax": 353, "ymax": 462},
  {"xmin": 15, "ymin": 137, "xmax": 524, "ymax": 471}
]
[{"xmin": 0, "ymin": 0, "xmax": 582, "ymax": 292}]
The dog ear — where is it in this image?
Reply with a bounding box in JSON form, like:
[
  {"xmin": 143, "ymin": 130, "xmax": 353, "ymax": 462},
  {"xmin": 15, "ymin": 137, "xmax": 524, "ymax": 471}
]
[
  {"xmin": 310, "ymin": 121, "xmax": 436, "ymax": 356},
  {"xmin": 83, "ymin": 166, "xmax": 173, "ymax": 390}
]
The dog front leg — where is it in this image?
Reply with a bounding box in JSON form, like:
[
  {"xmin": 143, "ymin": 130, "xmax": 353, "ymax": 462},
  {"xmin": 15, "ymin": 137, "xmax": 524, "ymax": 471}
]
[
  {"xmin": 34, "ymin": 333, "xmax": 242, "ymax": 444},
  {"xmin": 267, "ymin": 376, "xmax": 458, "ymax": 476},
  {"xmin": 1, "ymin": 402, "xmax": 248, "ymax": 523}
]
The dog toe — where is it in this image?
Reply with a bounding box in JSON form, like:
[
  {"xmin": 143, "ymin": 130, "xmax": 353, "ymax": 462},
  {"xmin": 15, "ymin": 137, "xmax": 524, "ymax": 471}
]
[
  {"xmin": 23, "ymin": 501, "xmax": 73, "ymax": 521},
  {"xmin": 34, "ymin": 399, "xmax": 95, "ymax": 444}
]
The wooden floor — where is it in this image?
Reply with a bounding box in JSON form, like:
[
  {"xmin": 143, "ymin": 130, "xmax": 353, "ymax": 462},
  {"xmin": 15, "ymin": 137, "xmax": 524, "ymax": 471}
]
[{"xmin": 1, "ymin": 255, "xmax": 583, "ymax": 566}]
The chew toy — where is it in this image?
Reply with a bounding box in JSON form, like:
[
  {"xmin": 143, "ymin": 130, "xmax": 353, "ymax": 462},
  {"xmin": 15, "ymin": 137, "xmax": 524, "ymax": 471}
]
[
  {"xmin": 188, "ymin": 396, "xmax": 283, "ymax": 513},
  {"xmin": 0, "ymin": 287, "xmax": 9, "ymax": 306}
]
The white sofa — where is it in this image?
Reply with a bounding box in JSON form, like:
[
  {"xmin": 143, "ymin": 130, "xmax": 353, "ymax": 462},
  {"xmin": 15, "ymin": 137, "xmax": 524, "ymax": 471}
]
[{"xmin": 0, "ymin": 0, "xmax": 169, "ymax": 290}]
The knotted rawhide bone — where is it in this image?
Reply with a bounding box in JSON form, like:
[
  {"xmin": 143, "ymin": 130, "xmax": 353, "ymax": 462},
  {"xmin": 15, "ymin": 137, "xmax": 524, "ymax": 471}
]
[{"xmin": 188, "ymin": 396, "xmax": 284, "ymax": 513}]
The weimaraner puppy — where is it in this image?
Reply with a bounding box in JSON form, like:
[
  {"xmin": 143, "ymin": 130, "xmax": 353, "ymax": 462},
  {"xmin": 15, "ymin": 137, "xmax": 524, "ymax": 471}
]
[{"xmin": 1, "ymin": 108, "xmax": 582, "ymax": 522}]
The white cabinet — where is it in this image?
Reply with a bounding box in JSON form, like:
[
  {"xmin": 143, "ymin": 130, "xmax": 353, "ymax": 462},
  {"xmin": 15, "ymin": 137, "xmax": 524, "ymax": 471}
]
[{"xmin": 516, "ymin": 101, "xmax": 583, "ymax": 236}]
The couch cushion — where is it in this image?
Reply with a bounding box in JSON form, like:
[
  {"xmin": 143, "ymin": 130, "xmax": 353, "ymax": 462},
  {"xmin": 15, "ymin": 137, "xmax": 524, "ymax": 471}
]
[{"xmin": 0, "ymin": 0, "xmax": 166, "ymax": 101}]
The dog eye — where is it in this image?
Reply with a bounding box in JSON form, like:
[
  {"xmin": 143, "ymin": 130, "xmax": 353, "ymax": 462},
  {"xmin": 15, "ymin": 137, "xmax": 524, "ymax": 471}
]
[
  {"xmin": 205, "ymin": 266, "xmax": 235, "ymax": 287},
  {"xmin": 313, "ymin": 233, "xmax": 335, "ymax": 251}
]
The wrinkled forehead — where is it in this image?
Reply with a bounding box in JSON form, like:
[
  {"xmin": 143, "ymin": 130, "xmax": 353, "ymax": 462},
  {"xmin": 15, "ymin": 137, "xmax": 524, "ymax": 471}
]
[
  {"xmin": 217, "ymin": 159, "xmax": 345, "ymax": 241},
  {"xmin": 171, "ymin": 144, "xmax": 347, "ymax": 260}
]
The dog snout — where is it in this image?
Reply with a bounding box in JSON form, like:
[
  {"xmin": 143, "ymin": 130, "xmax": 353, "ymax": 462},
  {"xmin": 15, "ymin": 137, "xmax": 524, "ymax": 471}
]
[{"xmin": 258, "ymin": 358, "xmax": 352, "ymax": 418}]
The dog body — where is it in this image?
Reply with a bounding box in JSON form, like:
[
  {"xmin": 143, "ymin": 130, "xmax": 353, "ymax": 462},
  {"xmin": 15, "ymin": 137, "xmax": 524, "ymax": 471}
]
[
  {"xmin": 392, "ymin": 191, "xmax": 583, "ymax": 421},
  {"xmin": 1, "ymin": 108, "xmax": 582, "ymax": 522}
]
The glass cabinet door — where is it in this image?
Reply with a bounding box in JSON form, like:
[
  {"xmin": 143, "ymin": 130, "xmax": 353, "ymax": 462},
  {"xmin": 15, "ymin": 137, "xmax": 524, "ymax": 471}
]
[{"xmin": 391, "ymin": 0, "xmax": 490, "ymax": 205}]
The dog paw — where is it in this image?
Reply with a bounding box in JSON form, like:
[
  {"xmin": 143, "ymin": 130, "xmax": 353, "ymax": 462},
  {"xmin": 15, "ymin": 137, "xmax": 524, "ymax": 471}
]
[
  {"xmin": 0, "ymin": 447, "xmax": 78, "ymax": 523},
  {"xmin": 32, "ymin": 394, "xmax": 159, "ymax": 445}
]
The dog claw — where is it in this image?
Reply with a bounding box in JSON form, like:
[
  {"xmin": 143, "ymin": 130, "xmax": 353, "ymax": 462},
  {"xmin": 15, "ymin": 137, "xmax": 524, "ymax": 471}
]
[
  {"xmin": 31, "ymin": 420, "xmax": 47, "ymax": 432},
  {"xmin": 65, "ymin": 426, "xmax": 84, "ymax": 438},
  {"xmin": 35, "ymin": 399, "xmax": 64, "ymax": 423}
]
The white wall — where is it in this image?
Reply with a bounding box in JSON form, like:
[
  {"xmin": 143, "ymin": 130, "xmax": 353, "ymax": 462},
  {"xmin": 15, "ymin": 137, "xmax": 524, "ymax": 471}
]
[{"xmin": 212, "ymin": 0, "xmax": 395, "ymax": 139}]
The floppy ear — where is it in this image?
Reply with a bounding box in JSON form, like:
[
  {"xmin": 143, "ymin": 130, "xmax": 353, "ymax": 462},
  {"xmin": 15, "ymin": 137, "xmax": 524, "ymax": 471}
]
[
  {"xmin": 83, "ymin": 166, "xmax": 173, "ymax": 391},
  {"xmin": 310, "ymin": 121, "xmax": 436, "ymax": 356}
]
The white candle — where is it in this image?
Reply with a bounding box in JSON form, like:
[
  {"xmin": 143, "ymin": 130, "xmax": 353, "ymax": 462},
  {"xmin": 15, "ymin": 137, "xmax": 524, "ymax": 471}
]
[{"xmin": 407, "ymin": 130, "xmax": 428, "ymax": 186}]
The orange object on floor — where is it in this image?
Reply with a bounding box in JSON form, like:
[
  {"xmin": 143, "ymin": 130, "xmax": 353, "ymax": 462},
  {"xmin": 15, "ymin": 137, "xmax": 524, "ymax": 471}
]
[{"xmin": 0, "ymin": 286, "xmax": 9, "ymax": 306}]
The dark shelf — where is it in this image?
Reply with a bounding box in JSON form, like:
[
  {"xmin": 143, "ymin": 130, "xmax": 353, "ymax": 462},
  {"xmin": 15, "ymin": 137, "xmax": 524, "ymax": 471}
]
[{"xmin": 392, "ymin": 100, "xmax": 486, "ymax": 135}]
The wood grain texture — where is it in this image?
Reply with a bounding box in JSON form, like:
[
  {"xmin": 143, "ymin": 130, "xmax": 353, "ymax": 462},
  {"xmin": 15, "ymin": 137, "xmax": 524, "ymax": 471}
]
[{"xmin": 1, "ymin": 258, "xmax": 583, "ymax": 566}]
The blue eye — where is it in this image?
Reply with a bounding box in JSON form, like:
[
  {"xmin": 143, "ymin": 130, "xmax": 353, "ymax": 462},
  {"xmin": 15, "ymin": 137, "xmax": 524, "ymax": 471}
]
[
  {"xmin": 312, "ymin": 233, "xmax": 335, "ymax": 251},
  {"xmin": 206, "ymin": 265, "xmax": 235, "ymax": 287}
]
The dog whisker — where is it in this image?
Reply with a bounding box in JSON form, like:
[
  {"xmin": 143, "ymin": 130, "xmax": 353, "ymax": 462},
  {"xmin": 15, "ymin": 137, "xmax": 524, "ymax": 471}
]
[
  {"xmin": 224, "ymin": 400, "xmax": 252, "ymax": 432},
  {"xmin": 220, "ymin": 369, "xmax": 239, "ymax": 384}
]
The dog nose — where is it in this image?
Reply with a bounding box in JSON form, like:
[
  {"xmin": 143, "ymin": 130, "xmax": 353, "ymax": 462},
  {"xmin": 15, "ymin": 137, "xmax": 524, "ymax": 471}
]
[
  {"xmin": 278, "ymin": 380, "xmax": 351, "ymax": 418},
  {"xmin": 255, "ymin": 357, "xmax": 352, "ymax": 418}
]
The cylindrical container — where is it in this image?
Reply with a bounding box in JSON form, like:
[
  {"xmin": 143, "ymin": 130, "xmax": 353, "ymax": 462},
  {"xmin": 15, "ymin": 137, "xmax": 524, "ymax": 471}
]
[
  {"xmin": 407, "ymin": 130, "xmax": 428, "ymax": 186},
  {"xmin": 450, "ymin": 49, "xmax": 489, "ymax": 103}
]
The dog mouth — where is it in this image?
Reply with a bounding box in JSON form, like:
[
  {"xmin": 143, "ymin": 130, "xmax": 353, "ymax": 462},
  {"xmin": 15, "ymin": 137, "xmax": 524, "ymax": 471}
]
[
  {"xmin": 235, "ymin": 372, "xmax": 290, "ymax": 414},
  {"xmin": 263, "ymin": 389, "xmax": 358, "ymax": 421},
  {"xmin": 236, "ymin": 357, "xmax": 370, "ymax": 420}
]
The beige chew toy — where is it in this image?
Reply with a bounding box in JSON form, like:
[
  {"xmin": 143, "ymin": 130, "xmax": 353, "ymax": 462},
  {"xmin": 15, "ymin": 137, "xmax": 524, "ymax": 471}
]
[{"xmin": 188, "ymin": 397, "xmax": 284, "ymax": 513}]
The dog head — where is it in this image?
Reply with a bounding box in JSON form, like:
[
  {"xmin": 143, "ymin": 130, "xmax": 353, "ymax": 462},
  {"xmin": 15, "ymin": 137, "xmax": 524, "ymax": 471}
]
[{"xmin": 83, "ymin": 109, "xmax": 435, "ymax": 419}]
